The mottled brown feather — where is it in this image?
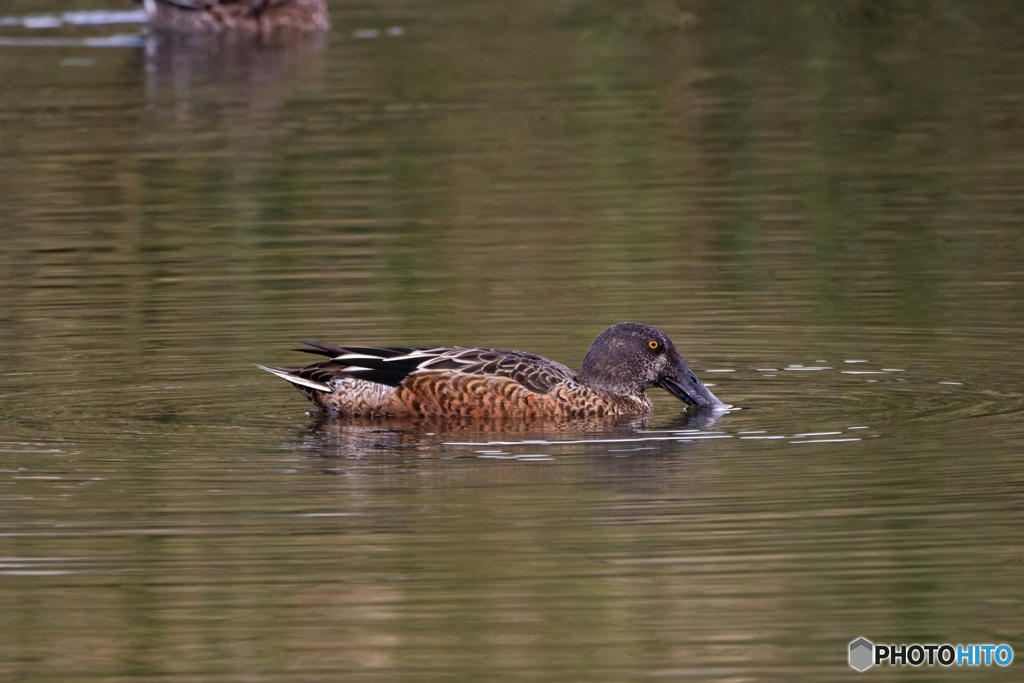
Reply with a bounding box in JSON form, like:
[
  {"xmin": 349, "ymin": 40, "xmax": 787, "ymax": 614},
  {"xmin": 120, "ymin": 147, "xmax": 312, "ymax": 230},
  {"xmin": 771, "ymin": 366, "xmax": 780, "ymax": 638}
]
[{"xmin": 298, "ymin": 371, "xmax": 650, "ymax": 419}]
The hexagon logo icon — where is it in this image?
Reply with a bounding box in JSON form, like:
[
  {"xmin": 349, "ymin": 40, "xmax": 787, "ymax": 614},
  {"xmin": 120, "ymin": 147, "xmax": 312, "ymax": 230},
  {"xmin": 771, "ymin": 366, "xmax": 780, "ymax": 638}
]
[{"xmin": 849, "ymin": 638, "xmax": 874, "ymax": 671}]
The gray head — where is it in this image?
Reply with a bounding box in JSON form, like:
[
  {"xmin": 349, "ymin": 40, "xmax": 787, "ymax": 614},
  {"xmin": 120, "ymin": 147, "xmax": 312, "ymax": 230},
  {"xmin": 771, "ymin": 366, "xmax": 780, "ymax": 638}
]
[{"xmin": 580, "ymin": 322, "xmax": 725, "ymax": 408}]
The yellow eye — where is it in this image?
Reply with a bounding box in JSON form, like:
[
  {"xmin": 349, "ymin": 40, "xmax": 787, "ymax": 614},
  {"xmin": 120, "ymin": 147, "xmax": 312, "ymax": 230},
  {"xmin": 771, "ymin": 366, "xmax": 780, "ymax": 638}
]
[{"xmin": 648, "ymin": 340, "xmax": 660, "ymax": 350}]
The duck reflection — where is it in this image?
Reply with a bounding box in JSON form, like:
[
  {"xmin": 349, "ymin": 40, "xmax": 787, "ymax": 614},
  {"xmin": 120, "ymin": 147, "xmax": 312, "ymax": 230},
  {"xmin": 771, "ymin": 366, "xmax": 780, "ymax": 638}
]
[
  {"xmin": 139, "ymin": 18, "xmax": 329, "ymax": 162},
  {"xmin": 142, "ymin": 24, "xmax": 327, "ymax": 94},
  {"xmin": 282, "ymin": 409, "xmax": 725, "ymax": 498},
  {"xmin": 288, "ymin": 407, "xmax": 724, "ymax": 462}
]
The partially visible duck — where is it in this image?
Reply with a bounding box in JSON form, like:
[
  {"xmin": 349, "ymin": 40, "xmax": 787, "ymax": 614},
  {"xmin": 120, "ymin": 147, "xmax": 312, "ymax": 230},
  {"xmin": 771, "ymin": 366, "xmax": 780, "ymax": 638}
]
[
  {"xmin": 143, "ymin": 0, "xmax": 330, "ymax": 33},
  {"xmin": 259, "ymin": 322, "xmax": 727, "ymax": 419}
]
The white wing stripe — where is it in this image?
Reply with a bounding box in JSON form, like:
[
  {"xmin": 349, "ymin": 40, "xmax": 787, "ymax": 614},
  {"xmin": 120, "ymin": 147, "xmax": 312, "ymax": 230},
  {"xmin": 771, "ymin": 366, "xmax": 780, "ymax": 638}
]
[
  {"xmin": 382, "ymin": 351, "xmax": 445, "ymax": 362},
  {"xmin": 255, "ymin": 365, "xmax": 331, "ymax": 393}
]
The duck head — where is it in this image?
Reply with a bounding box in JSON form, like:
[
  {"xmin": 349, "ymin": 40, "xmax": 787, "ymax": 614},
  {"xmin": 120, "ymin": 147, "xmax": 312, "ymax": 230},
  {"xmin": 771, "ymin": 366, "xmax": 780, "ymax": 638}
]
[{"xmin": 580, "ymin": 322, "xmax": 725, "ymax": 408}]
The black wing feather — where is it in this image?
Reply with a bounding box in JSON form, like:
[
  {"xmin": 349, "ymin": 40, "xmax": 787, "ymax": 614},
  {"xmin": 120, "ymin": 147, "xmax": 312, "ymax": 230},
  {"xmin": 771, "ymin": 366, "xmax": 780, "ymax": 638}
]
[
  {"xmin": 303, "ymin": 362, "xmax": 412, "ymax": 388},
  {"xmin": 296, "ymin": 341, "xmax": 417, "ymax": 359},
  {"xmin": 290, "ymin": 341, "xmax": 434, "ymax": 388}
]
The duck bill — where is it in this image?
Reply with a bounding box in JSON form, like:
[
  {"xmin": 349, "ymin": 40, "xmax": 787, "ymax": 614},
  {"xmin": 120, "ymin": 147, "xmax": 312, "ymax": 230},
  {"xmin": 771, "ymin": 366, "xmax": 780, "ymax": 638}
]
[{"xmin": 660, "ymin": 367, "xmax": 725, "ymax": 408}]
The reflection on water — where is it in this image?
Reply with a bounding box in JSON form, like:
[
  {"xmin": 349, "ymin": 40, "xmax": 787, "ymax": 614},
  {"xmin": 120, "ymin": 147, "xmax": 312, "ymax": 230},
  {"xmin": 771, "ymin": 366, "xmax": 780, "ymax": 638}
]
[
  {"xmin": 292, "ymin": 408, "xmax": 723, "ymax": 461},
  {"xmin": 1, "ymin": 1, "xmax": 1024, "ymax": 681}
]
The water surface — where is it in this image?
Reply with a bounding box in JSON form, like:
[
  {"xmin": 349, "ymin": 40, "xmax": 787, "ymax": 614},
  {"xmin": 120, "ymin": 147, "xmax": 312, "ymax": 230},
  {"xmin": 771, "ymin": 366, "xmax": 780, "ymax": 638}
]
[{"xmin": 2, "ymin": 2, "xmax": 1024, "ymax": 681}]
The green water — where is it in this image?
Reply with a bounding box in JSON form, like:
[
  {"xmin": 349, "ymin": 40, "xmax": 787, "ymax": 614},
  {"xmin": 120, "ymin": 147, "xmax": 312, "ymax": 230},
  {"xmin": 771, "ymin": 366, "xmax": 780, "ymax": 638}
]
[{"xmin": 1, "ymin": 1, "xmax": 1023, "ymax": 681}]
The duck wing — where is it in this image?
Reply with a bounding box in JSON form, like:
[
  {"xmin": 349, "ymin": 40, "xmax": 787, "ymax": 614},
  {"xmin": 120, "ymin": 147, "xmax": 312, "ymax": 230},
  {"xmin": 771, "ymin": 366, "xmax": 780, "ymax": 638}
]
[
  {"xmin": 414, "ymin": 347, "xmax": 579, "ymax": 395},
  {"xmin": 263, "ymin": 343, "xmax": 580, "ymax": 395}
]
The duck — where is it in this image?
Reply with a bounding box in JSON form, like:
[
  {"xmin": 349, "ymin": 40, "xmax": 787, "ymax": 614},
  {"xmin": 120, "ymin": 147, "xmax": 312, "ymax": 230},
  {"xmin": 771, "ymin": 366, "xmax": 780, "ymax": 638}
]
[
  {"xmin": 258, "ymin": 322, "xmax": 726, "ymax": 419},
  {"xmin": 143, "ymin": 0, "xmax": 330, "ymax": 33}
]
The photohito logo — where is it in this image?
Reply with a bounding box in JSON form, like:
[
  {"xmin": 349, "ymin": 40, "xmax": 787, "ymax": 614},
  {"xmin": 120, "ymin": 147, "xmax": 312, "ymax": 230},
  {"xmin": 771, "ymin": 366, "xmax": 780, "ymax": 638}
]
[{"xmin": 849, "ymin": 638, "xmax": 1013, "ymax": 671}]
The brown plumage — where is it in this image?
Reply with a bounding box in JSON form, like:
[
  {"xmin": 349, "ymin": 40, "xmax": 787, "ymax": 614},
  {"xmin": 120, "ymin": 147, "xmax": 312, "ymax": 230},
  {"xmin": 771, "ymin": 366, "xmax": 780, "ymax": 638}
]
[
  {"xmin": 144, "ymin": 0, "xmax": 330, "ymax": 33},
  {"xmin": 258, "ymin": 322, "xmax": 727, "ymax": 420}
]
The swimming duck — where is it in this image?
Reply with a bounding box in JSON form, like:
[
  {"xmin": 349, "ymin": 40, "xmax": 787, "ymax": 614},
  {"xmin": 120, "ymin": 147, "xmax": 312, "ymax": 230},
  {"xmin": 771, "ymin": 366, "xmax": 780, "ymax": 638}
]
[
  {"xmin": 143, "ymin": 0, "xmax": 330, "ymax": 33},
  {"xmin": 259, "ymin": 322, "xmax": 726, "ymax": 419}
]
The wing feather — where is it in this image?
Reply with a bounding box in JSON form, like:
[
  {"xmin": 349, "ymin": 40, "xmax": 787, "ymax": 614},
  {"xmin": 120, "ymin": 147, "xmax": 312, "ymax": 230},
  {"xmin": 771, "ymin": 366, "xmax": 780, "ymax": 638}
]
[
  {"xmin": 264, "ymin": 343, "xmax": 580, "ymax": 395},
  {"xmin": 296, "ymin": 341, "xmax": 417, "ymax": 359},
  {"xmin": 417, "ymin": 348, "xmax": 579, "ymax": 394}
]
